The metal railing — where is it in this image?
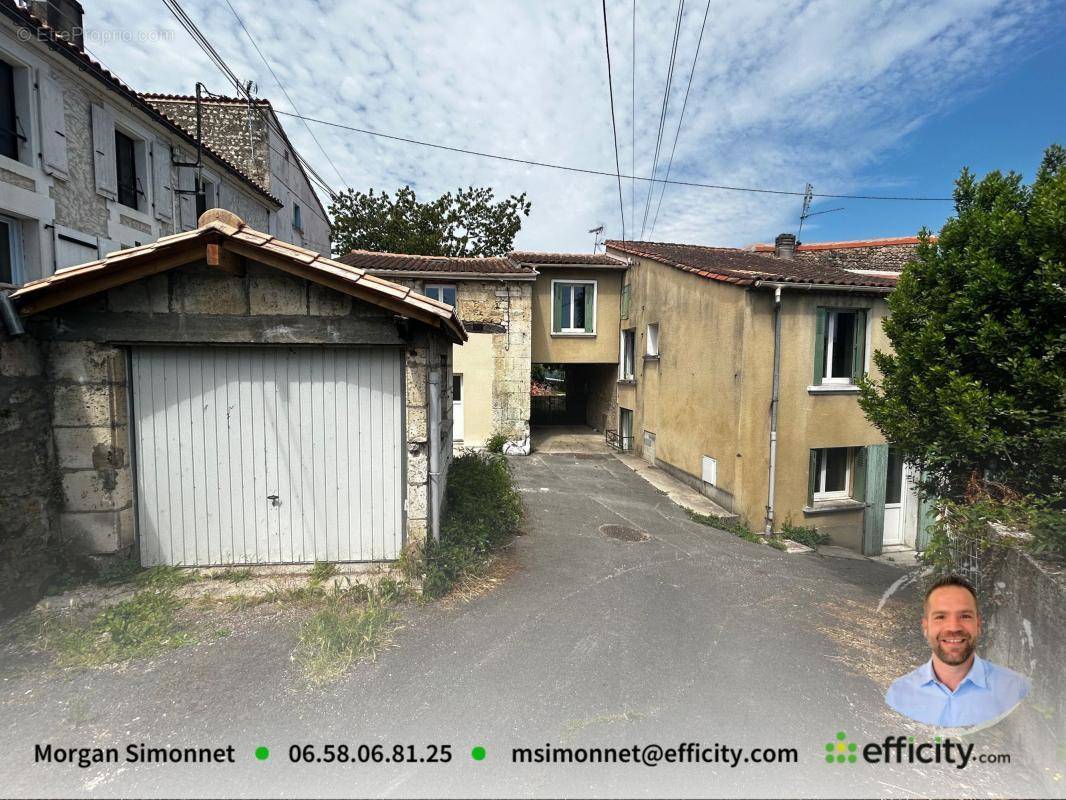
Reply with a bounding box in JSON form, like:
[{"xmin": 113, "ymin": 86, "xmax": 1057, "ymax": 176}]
[{"xmin": 605, "ymin": 428, "xmax": 633, "ymax": 452}]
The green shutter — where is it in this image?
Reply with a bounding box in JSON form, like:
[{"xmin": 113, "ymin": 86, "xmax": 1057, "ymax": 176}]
[
  {"xmin": 860, "ymin": 444, "xmax": 888, "ymax": 556},
  {"xmin": 916, "ymin": 470, "xmax": 936, "ymax": 552},
  {"xmin": 852, "ymin": 446, "xmax": 867, "ymax": 502},
  {"xmin": 812, "ymin": 307, "xmax": 827, "ymax": 385},
  {"xmin": 851, "ymin": 309, "xmax": 867, "ymax": 380},
  {"xmin": 620, "ymin": 284, "xmax": 630, "ymax": 320},
  {"xmin": 807, "ymin": 449, "xmax": 818, "ymax": 507},
  {"xmin": 584, "ymin": 284, "xmax": 595, "ymax": 332},
  {"xmin": 552, "ymin": 284, "xmax": 564, "ymax": 333}
]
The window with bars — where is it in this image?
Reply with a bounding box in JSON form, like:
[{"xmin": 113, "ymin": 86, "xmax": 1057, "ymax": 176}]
[{"xmin": 115, "ymin": 129, "xmax": 139, "ymax": 210}]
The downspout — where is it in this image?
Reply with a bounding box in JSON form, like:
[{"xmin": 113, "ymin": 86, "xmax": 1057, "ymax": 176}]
[
  {"xmin": 764, "ymin": 285, "xmax": 782, "ymax": 535},
  {"xmin": 427, "ymin": 368, "xmax": 442, "ymax": 543}
]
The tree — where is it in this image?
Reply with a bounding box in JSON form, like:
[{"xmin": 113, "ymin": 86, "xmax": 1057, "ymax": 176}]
[
  {"xmin": 329, "ymin": 185, "xmax": 531, "ymax": 257},
  {"xmin": 858, "ymin": 145, "xmax": 1066, "ymax": 502}
]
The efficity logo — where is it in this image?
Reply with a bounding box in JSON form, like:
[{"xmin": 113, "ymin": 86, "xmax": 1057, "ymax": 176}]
[{"xmin": 822, "ymin": 731, "xmax": 976, "ymax": 769}]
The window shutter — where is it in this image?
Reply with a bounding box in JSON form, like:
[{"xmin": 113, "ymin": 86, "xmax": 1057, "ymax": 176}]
[
  {"xmin": 552, "ymin": 284, "xmax": 564, "ymax": 333},
  {"xmin": 39, "ymin": 75, "xmax": 68, "ymax": 180},
  {"xmin": 860, "ymin": 444, "xmax": 888, "ymax": 555},
  {"xmin": 812, "ymin": 307, "xmax": 826, "ymax": 385},
  {"xmin": 152, "ymin": 140, "xmax": 173, "ymax": 222},
  {"xmin": 807, "ymin": 449, "xmax": 818, "ymax": 507},
  {"xmin": 852, "ymin": 447, "xmax": 867, "ymax": 503},
  {"xmin": 583, "ymin": 284, "xmax": 595, "ymax": 332},
  {"xmin": 620, "ymin": 283, "xmax": 630, "ymax": 320},
  {"xmin": 90, "ymin": 103, "xmax": 116, "ymax": 199},
  {"xmin": 851, "ymin": 309, "xmax": 867, "ymax": 380},
  {"xmin": 176, "ymin": 153, "xmax": 195, "ymax": 230}
]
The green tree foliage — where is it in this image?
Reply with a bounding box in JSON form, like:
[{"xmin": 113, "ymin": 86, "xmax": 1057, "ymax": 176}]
[
  {"xmin": 858, "ymin": 145, "xmax": 1066, "ymax": 501},
  {"xmin": 329, "ymin": 185, "xmax": 531, "ymax": 257}
]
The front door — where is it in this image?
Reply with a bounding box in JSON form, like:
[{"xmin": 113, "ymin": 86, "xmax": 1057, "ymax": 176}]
[
  {"xmin": 883, "ymin": 445, "xmax": 910, "ymax": 547},
  {"xmin": 452, "ymin": 374, "xmax": 464, "ymax": 442}
]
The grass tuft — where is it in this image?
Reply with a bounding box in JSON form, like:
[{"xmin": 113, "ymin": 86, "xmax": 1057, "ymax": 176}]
[
  {"xmin": 779, "ymin": 520, "xmax": 830, "ymax": 549},
  {"xmin": 308, "ymin": 561, "xmax": 338, "ymax": 585},
  {"xmin": 293, "ymin": 593, "xmax": 398, "ymax": 687},
  {"xmin": 213, "ymin": 568, "xmax": 254, "ymax": 584}
]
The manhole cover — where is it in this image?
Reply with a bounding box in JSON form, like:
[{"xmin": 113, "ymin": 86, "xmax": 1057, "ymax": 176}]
[{"xmin": 599, "ymin": 524, "xmax": 650, "ymax": 542}]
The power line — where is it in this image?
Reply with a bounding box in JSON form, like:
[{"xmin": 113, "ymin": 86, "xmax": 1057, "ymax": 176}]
[
  {"xmin": 631, "ymin": 0, "xmax": 636, "ymax": 236},
  {"xmin": 221, "ymin": 0, "xmax": 348, "ymax": 189},
  {"xmin": 649, "ymin": 0, "xmax": 712, "ymax": 237},
  {"xmin": 602, "ymin": 0, "xmax": 626, "ymax": 241},
  {"xmin": 273, "ymin": 109, "xmax": 955, "ymax": 202},
  {"xmin": 160, "ymin": 0, "xmax": 339, "ymax": 204},
  {"xmin": 639, "ymin": 0, "xmax": 685, "ymax": 239}
]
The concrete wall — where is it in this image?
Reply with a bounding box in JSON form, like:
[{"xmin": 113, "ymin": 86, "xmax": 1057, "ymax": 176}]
[
  {"xmin": 4, "ymin": 258, "xmax": 446, "ymax": 582},
  {"xmin": 531, "ymin": 267, "xmax": 624, "ymax": 364},
  {"xmin": 980, "ymin": 548, "xmax": 1065, "ymax": 792},
  {"xmin": 608, "ymin": 249, "xmax": 893, "ymax": 545}
]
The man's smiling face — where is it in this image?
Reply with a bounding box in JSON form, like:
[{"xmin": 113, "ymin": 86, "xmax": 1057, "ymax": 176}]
[{"xmin": 922, "ymin": 585, "xmax": 981, "ymax": 666}]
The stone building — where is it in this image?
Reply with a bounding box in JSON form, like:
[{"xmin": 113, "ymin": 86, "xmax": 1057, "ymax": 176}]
[
  {"xmin": 0, "ymin": 210, "xmax": 462, "ymax": 613},
  {"xmin": 337, "ymin": 250, "xmax": 534, "ymax": 450}
]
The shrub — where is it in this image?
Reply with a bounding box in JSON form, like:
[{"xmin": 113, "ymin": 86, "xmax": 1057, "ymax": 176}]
[{"xmin": 485, "ymin": 433, "xmax": 508, "ymax": 454}]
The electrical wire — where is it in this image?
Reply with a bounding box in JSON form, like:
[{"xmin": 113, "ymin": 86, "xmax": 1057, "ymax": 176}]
[
  {"xmin": 631, "ymin": 0, "xmax": 636, "ymax": 235},
  {"xmin": 221, "ymin": 0, "xmax": 348, "ymax": 189},
  {"xmin": 602, "ymin": 0, "xmax": 626, "ymax": 241},
  {"xmin": 649, "ymin": 0, "xmax": 711, "ymax": 237},
  {"xmin": 273, "ymin": 112, "xmax": 953, "ymax": 202},
  {"xmin": 639, "ymin": 0, "xmax": 686, "ymax": 239}
]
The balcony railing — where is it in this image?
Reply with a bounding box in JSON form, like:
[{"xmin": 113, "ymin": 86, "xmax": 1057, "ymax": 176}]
[{"xmin": 605, "ymin": 428, "xmax": 633, "ymax": 452}]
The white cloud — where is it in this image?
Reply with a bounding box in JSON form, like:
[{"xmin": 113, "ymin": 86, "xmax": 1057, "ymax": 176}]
[{"xmin": 84, "ymin": 0, "xmax": 1053, "ymax": 251}]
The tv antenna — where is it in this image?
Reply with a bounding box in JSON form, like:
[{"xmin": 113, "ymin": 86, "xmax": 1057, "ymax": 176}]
[
  {"xmin": 797, "ymin": 183, "xmax": 844, "ymax": 242},
  {"xmin": 589, "ymin": 224, "xmax": 605, "ymax": 254}
]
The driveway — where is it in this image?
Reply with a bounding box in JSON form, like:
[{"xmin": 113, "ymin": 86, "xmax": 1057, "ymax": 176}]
[{"xmin": 0, "ymin": 454, "xmax": 1046, "ymax": 798}]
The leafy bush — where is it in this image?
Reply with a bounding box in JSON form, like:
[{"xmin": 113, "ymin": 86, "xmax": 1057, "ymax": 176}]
[
  {"xmin": 484, "ymin": 433, "xmax": 508, "ymax": 454},
  {"xmin": 418, "ymin": 452, "xmax": 523, "ymax": 598}
]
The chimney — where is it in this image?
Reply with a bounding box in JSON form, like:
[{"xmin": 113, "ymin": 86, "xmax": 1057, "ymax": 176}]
[
  {"xmin": 30, "ymin": 0, "xmax": 84, "ymax": 51},
  {"xmin": 774, "ymin": 232, "xmax": 796, "ymax": 260}
]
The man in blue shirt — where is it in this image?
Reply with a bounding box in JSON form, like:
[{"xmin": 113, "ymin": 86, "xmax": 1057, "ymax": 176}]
[{"xmin": 886, "ymin": 574, "xmax": 1030, "ymax": 727}]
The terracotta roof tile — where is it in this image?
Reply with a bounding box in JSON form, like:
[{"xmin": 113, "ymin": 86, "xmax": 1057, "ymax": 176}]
[
  {"xmin": 508, "ymin": 251, "xmax": 627, "ymax": 266},
  {"xmin": 606, "ymin": 240, "xmax": 898, "ymax": 289},
  {"xmin": 336, "ymin": 250, "xmax": 534, "ymax": 275}
]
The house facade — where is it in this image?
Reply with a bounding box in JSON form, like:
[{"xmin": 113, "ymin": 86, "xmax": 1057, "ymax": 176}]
[
  {"xmin": 604, "ymin": 235, "xmax": 930, "ymax": 554},
  {"xmin": 337, "ymin": 250, "xmax": 534, "ymax": 450},
  {"xmin": 0, "ymin": 0, "xmax": 326, "ymax": 291},
  {"xmin": 0, "ymin": 209, "xmax": 461, "ymax": 613}
]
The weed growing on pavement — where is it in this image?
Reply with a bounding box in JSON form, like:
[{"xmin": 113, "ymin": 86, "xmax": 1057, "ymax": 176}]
[
  {"xmin": 308, "ymin": 561, "xmax": 338, "ymax": 585},
  {"xmin": 293, "ymin": 591, "xmax": 399, "ymax": 687},
  {"xmin": 213, "ymin": 568, "xmax": 254, "ymax": 584},
  {"xmin": 686, "ymin": 509, "xmax": 789, "ymax": 550},
  {"xmin": 778, "ymin": 520, "xmax": 830, "ymax": 549}
]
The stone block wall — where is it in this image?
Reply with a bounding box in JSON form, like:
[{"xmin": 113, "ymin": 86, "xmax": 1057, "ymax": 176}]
[{"xmin": 0, "ymin": 336, "xmax": 59, "ymax": 615}]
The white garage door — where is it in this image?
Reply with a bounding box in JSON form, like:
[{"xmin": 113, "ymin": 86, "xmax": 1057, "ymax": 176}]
[{"xmin": 131, "ymin": 346, "xmax": 404, "ymax": 566}]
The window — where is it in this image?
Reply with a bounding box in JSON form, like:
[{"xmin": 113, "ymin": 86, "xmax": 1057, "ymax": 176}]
[
  {"xmin": 293, "ymin": 203, "xmax": 302, "ymax": 232},
  {"xmin": 0, "ymin": 60, "xmax": 18, "ymax": 160},
  {"xmin": 115, "ymin": 130, "xmax": 140, "ymax": 209},
  {"xmin": 885, "ymin": 445, "xmax": 904, "ymax": 505},
  {"xmin": 0, "ymin": 214, "xmax": 23, "ymax": 284},
  {"xmin": 646, "ymin": 323, "xmax": 660, "ymax": 357},
  {"xmin": 425, "ymin": 284, "xmax": 457, "ymax": 306},
  {"xmin": 551, "ymin": 280, "xmax": 596, "ymax": 334},
  {"xmin": 202, "ymin": 178, "xmax": 217, "ymax": 210},
  {"xmin": 814, "ymin": 308, "xmax": 867, "ymax": 385},
  {"xmin": 807, "ymin": 447, "xmax": 870, "ymax": 507},
  {"xmin": 620, "ymin": 329, "xmax": 636, "ymax": 380}
]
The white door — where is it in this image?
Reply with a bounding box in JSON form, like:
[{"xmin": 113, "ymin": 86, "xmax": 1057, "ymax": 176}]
[
  {"xmin": 131, "ymin": 346, "xmax": 404, "ymax": 566},
  {"xmin": 883, "ymin": 445, "xmax": 908, "ymax": 547},
  {"xmin": 452, "ymin": 373, "xmax": 464, "ymax": 442}
]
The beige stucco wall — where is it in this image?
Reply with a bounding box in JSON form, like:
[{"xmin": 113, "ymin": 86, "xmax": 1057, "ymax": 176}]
[
  {"xmin": 531, "ymin": 267, "xmax": 625, "ymax": 364},
  {"xmin": 375, "ymin": 276, "xmax": 532, "ymax": 448},
  {"xmin": 609, "ymin": 249, "xmax": 892, "ymax": 547}
]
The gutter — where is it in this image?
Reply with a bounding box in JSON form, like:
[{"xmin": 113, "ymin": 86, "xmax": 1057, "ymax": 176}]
[
  {"xmin": 753, "ymin": 280, "xmax": 893, "ymax": 294},
  {"xmin": 360, "ymin": 269, "xmax": 538, "ymax": 281}
]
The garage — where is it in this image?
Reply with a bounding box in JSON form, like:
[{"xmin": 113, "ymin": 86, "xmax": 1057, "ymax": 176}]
[
  {"xmin": 131, "ymin": 346, "xmax": 404, "ymax": 566},
  {"xmin": 5, "ymin": 209, "xmax": 464, "ymax": 572}
]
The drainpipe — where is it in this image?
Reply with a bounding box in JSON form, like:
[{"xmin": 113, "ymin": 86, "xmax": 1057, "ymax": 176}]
[
  {"xmin": 764, "ymin": 285, "xmax": 782, "ymax": 535},
  {"xmin": 0, "ymin": 292, "xmax": 25, "ymax": 335},
  {"xmin": 427, "ymin": 369, "xmax": 442, "ymax": 543}
]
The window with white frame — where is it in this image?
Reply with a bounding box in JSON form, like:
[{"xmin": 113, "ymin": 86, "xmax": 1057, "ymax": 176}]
[
  {"xmin": 0, "ymin": 213, "xmax": 23, "ymax": 284},
  {"xmin": 552, "ymin": 280, "xmax": 596, "ymax": 334},
  {"xmin": 811, "ymin": 447, "xmax": 852, "ymax": 501},
  {"xmin": 425, "ymin": 284, "xmax": 457, "ymax": 306},
  {"xmin": 646, "ymin": 323, "xmax": 660, "ymax": 356},
  {"xmin": 620, "ymin": 328, "xmax": 636, "ymax": 380},
  {"xmin": 814, "ymin": 308, "xmax": 867, "ymax": 385}
]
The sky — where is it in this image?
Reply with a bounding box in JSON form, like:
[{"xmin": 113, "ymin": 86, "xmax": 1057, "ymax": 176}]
[{"xmin": 83, "ymin": 0, "xmax": 1066, "ymax": 253}]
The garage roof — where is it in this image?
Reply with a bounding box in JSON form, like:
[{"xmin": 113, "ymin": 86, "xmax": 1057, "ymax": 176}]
[{"xmin": 9, "ymin": 209, "xmax": 467, "ymax": 343}]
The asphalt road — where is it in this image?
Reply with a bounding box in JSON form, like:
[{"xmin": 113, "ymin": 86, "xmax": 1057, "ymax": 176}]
[{"xmin": 0, "ymin": 453, "xmax": 1050, "ymax": 798}]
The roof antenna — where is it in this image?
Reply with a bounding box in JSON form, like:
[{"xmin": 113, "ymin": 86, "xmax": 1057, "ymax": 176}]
[
  {"xmin": 589, "ymin": 224, "xmax": 605, "ymax": 254},
  {"xmin": 797, "ymin": 183, "xmax": 844, "ymax": 244}
]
